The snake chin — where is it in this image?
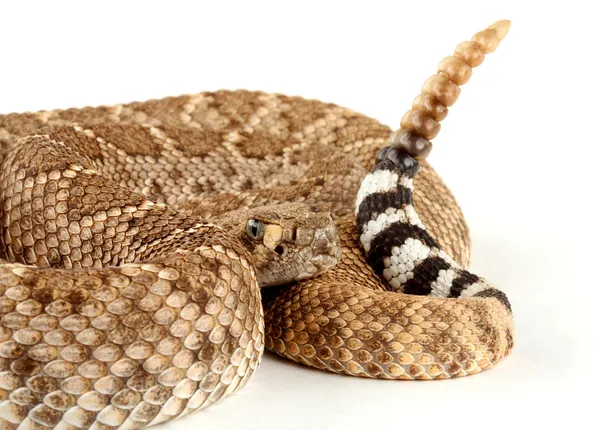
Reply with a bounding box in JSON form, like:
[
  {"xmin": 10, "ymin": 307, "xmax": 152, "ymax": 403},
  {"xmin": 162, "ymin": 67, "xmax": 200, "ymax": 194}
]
[
  {"xmin": 299, "ymin": 254, "xmax": 340, "ymax": 279},
  {"xmin": 255, "ymin": 252, "xmax": 338, "ymax": 287},
  {"xmin": 312, "ymin": 250, "xmax": 342, "ymax": 273},
  {"xmin": 292, "ymin": 253, "xmax": 341, "ymax": 281}
]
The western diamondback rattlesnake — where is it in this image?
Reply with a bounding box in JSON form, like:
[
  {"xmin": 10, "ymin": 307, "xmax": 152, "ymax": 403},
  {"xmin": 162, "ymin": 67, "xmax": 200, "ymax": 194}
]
[{"xmin": 0, "ymin": 21, "xmax": 513, "ymax": 430}]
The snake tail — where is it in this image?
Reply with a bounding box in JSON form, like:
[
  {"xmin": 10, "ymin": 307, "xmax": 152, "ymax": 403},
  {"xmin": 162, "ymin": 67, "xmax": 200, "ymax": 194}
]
[
  {"xmin": 355, "ymin": 145, "xmax": 511, "ymax": 312},
  {"xmin": 389, "ymin": 20, "xmax": 511, "ymax": 160}
]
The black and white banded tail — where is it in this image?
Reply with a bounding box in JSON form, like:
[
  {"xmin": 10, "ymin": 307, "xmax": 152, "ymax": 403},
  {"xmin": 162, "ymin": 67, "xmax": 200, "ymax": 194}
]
[{"xmin": 355, "ymin": 146, "xmax": 511, "ymax": 312}]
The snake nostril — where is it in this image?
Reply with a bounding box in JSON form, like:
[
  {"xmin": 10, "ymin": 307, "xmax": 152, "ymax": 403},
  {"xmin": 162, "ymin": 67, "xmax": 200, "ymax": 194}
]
[
  {"xmin": 274, "ymin": 245, "xmax": 286, "ymax": 256},
  {"xmin": 310, "ymin": 204, "xmax": 329, "ymax": 213}
]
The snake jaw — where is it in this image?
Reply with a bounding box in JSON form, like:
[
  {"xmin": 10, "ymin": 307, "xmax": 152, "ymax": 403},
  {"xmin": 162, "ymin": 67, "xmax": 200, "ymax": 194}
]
[
  {"xmin": 309, "ymin": 253, "xmax": 340, "ymax": 276},
  {"xmin": 260, "ymin": 223, "xmax": 341, "ymax": 286},
  {"xmin": 309, "ymin": 224, "xmax": 342, "ymax": 274}
]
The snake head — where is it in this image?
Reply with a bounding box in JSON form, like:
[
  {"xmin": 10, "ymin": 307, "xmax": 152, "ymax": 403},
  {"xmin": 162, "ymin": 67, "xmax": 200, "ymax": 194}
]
[{"xmin": 217, "ymin": 202, "xmax": 342, "ymax": 287}]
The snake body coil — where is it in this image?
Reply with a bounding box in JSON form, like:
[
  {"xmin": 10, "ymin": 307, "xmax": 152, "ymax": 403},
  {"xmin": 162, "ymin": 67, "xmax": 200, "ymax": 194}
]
[{"xmin": 0, "ymin": 21, "xmax": 513, "ymax": 430}]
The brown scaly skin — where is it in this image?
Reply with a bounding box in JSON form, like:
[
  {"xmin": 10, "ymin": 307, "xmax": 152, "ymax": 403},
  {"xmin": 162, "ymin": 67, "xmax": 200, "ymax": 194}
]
[
  {"xmin": 0, "ymin": 130, "xmax": 341, "ymax": 429},
  {"xmin": 0, "ymin": 21, "xmax": 512, "ymax": 429}
]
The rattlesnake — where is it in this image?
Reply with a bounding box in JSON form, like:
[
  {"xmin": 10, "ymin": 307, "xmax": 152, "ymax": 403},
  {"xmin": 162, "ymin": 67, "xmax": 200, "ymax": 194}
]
[{"xmin": 0, "ymin": 21, "xmax": 513, "ymax": 430}]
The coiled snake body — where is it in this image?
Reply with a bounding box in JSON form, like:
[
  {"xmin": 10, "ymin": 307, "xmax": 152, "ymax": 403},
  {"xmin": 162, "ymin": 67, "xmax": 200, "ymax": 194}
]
[{"xmin": 0, "ymin": 22, "xmax": 514, "ymax": 430}]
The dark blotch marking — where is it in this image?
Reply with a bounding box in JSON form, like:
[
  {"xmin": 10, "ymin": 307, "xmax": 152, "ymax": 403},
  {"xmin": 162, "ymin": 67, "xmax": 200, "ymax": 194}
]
[
  {"xmin": 373, "ymin": 146, "xmax": 421, "ymax": 177},
  {"xmin": 356, "ymin": 188, "xmax": 414, "ymax": 233},
  {"xmin": 62, "ymin": 288, "xmax": 89, "ymax": 304},
  {"xmin": 366, "ymin": 222, "xmax": 439, "ymax": 275},
  {"xmin": 449, "ymin": 270, "xmax": 482, "ymax": 298},
  {"xmin": 32, "ymin": 288, "xmax": 60, "ymax": 304},
  {"xmin": 402, "ymin": 256, "xmax": 451, "ymax": 295},
  {"xmin": 473, "ymin": 288, "xmax": 512, "ymax": 313},
  {"xmin": 11, "ymin": 358, "xmax": 41, "ymax": 376}
]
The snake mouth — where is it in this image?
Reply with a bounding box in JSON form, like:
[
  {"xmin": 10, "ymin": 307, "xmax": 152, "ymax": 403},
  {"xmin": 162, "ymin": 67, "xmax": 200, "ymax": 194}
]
[
  {"xmin": 292, "ymin": 252, "xmax": 340, "ymax": 281},
  {"xmin": 304, "ymin": 225, "xmax": 342, "ymax": 277},
  {"xmin": 311, "ymin": 254, "xmax": 339, "ymax": 272}
]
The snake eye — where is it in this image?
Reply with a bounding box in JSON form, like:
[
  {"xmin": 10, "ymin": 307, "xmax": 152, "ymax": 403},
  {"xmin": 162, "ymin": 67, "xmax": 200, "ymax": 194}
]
[{"xmin": 246, "ymin": 219, "xmax": 264, "ymax": 240}]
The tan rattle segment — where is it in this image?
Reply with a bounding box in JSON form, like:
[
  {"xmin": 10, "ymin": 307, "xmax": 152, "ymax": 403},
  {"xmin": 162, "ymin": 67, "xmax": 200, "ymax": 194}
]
[{"xmin": 391, "ymin": 20, "xmax": 511, "ymax": 159}]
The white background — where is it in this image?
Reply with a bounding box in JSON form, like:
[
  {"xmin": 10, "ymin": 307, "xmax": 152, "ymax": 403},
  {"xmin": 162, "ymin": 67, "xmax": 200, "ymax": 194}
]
[{"xmin": 1, "ymin": 1, "xmax": 597, "ymax": 429}]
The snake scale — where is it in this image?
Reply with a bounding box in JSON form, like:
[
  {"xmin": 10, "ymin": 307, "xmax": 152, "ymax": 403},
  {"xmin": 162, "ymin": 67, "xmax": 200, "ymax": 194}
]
[{"xmin": 0, "ymin": 21, "xmax": 513, "ymax": 430}]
